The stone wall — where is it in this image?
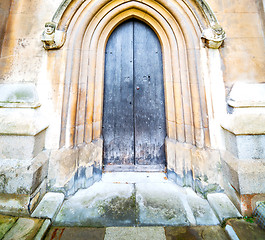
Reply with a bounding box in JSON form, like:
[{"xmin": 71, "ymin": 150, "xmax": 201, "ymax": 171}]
[
  {"xmin": 207, "ymin": 0, "xmax": 265, "ymax": 89},
  {"xmin": 0, "ymin": 0, "xmax": 264, "ymax": 215},
  {"xmin": 0, "ymin": 0, "xmax": 11, "ymax": 54}
]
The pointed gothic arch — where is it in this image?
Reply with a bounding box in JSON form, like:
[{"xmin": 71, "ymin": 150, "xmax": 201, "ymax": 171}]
[{"xmin": 44, "ymin": 0, "xmax": 226, "ymax": 194}]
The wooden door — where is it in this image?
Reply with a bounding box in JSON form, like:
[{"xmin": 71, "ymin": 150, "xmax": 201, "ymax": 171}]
[{"xmin": 103, "ymin": 19, "xmax": 166, "ymax": 171}]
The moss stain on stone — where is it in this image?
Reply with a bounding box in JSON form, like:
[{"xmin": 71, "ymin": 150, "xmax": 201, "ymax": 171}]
[{"xmin": 97, "ymin": 193, "xmax": 138, "ymax": 222}]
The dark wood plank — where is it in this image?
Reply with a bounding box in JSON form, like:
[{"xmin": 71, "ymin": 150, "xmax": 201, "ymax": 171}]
[
  {"xmin": 103, "ymin": 21, "xmax": 134, "ymax": 165},
  {"xmin": 133, "ymin": 20, "xmax": 166, "ymax": 166}
]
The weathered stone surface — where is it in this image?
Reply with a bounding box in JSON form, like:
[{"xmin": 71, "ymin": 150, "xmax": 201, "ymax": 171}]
[
  {"xmin": 0, "ymin": 194, "xmax": 31, "ymax": 216},
  {"xmin": 0, "ymin": 214, "xmax": 18, "ymax": 239},
  {"xmin": 0, "ymin": 151, "xmax": 49, "ymax": 195},
  {"xmin": 31, "ymin": 192, "xmax": 64, "ymax": 221},
  {"xmin": 185, "ymin": 188, "xmax": 219, "ymax": 225},
  {"xmin": 207, "ymin": 193, "xmax": 242, "ymax": 222},
  {"xmin": 228, "ymin": 83, "xmax": 265, "ymax": 108},
  {"xmin": 44, "ymin": 227, "xmax": 106, "ymax": 240},
  {"xmin": 136, "ymin": 182, "xmax": 190, "ymax": 226},
  {"xmin": 0, "ymin": 83, "xmax": 40, "ymax": 108},
  {"xmin": 221, "ymin": 151, "xmax": 265, "ymax": 195},
  {"xmin": 104, "ymin": 227, "xmax": 166, "ymax": 240},
  {"xmin": 0, "ymin": 130, "xmax": 46, "ymax": 160},
  {"xmin": 225, "ymin": 219, "xmax": 265, "ymax": 240},
  {"xmin": 165, "ymin": 226, "xmax": 229, "ymax": 240},
  {"xmin": 48, "ymin": 139, "xmax": 102, "ymax": 196},
  {"xmin": 102, "ymin": 172, "xmax": 168, "ymax": 184},
  {"xmin": 54, "ymin": 182, "xmax": 136, "ymax": 227},
  {"xmin": 3, "ymin": 218, "xmax": 44, "ymax": 240},
  {"xmin": 34, "ymin": 219, "xmax": 51, "ymax": 240}
]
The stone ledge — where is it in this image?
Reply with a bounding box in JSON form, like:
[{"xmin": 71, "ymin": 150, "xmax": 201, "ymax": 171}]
[
  {"xmin": 0, "ymin": 83, "xmax": 40, "ymax": 109},
  {"xmin": 0, "ymin": 108, "xmax": 48, "ymax": 136},
  {"xmin": 31, "ymin": 192, "xmax": 64, "ymax": 221},
  {"xmin": 227, "ymin": 83, "xmax": 265, "ymax": 108},
  {"xmin": 222, "ymin": 83, "xmax": 265, "ymax": 135}
]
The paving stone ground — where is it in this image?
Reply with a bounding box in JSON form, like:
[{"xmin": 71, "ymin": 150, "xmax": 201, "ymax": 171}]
[{"xmin": 1, "ymin": 173, "xmax": 264, "ymax": 239}]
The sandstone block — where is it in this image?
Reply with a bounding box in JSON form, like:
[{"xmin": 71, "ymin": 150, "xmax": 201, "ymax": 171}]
[
  {"xmin": 185, "ymin": 188, "xmax": 220, "ymax": 225},
  {"xmin": 105, "ymin": 227, "xmax": 166, "ymax": 240},
  {"xmin": 0, "ymin": 151, "xmax": 49, "ymax": 195},
  {"xmin": 207, "ymin": 193, "xmax": 242, "ymax": 222}
]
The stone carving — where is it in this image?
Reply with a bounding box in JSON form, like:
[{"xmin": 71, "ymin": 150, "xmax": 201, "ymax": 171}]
[
  {"xmin": 41, "ymin": 22, "xmax": 56, "ymax": 49},
  {"xmin": 201, "ymin": 23, "xmax": 226, "ymax": 49},
  {"xmin": 41, "ymin": 22, "xmax": 65, "ymax": 50}
]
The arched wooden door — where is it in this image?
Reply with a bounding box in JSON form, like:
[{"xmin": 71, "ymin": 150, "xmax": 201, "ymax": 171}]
[{"xmin": 103, "ymin": 19, "xmax": 166, "ymax": 171}]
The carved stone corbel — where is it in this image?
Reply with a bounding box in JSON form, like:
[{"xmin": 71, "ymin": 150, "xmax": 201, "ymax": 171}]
[
  {"xmin": 41, "ymin": 22, "xmax": 65, "ymax": 50},
  {"xmin": 201, "ymin": 23, "xmax": 226, "ymax": 49}
]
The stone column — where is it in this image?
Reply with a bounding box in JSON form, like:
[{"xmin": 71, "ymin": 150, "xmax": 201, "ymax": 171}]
[
  {"xmin": 0, "ymin": 84, "xmax": 49, "ymax": 216},
  {"xmin": 221, "ymin": 83, "xmax": 265, "ymax": 216}
]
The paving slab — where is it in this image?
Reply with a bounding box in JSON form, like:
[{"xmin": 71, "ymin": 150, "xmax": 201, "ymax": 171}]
[
  {"xmin": 0, "ymin": 215, "xmax": 18, "ymax": 239},
  {"xmin": 102, "ymin": 172, "xmax": 168, "ymax": 184},
  {"xmin": 104, "ymin": 227, "xmax": 166, "ymax": 240},
  {"xmin": 31, "ymin": 192, "xmax": 64, "ymax": 221},
  {"xmin": 44, "ymin": 227, "xmax": 106, "ymax": 240},
  {"xmin": 207, "ymin": 193, "xmax": 242, "ymax": 222},
  {"xmin": 185, "ymin": 188, "xmax": 219, "ymax": 226},
  {"xmin": 165, "ymin": 226, "xmax": 229, "ymax": 240},
  {"xmin": 3, "ymin": 217, "xmax": 44, "ymax": 240},
  {"xmin": 136, "ymin": 182, "xmax": 190, "ymax": 226},
  {"xmin": 225, "ymin": 219, "xmax": 265, "ymax": 240},
  {"xmin": 54, "ymin": 182, "xmax": 136, "ymax": 227}
]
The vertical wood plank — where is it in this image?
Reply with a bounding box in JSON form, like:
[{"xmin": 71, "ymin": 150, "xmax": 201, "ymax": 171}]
[
  {"xmin": 103, "ymin": 21, "xmax": 134, "ymax": 165},
  {"xmin": 133, "ymin": 20, "xmax": 166, "ymax": 166}
]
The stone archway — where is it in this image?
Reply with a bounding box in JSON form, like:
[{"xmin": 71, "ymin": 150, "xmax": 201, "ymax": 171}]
[{"xmin": 44, "ymin": 0, "xmax": 226, "ymax": 195}]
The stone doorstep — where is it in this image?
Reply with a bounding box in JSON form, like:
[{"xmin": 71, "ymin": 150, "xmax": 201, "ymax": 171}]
[{"xmin": 52, "ymin": 180, "xmax": 241, "ymax": 228}]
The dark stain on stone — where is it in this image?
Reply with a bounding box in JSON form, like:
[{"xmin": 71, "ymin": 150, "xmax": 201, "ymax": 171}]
[
  {"xmin": 45, "ymin": 227, "xmax": 106, "ymax": 240},
  {"xmin": 165, "ymin": 226, "xmax": 229, "ymax": 240}
]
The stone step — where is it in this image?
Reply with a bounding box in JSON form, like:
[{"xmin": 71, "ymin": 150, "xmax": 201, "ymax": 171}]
[
  {"xmin": 53, "ymin": 175, "xmax": 226, "ymax": 227},
  {"xmin": 185, "ymin": 188, "xmax": 220, "ymax": 226},
  {"xmin": 31, "ymin": 192, "xmax": 65, "ymax": 221},
  {"xmin": 54, "ymin": 182, "xmax": 136, "ymax": 227},
  {"xmin": 207, "ymin": 193, "xmax": 242, "ymax": 222}
]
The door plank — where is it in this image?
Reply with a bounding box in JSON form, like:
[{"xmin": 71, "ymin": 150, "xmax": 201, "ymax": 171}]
[
  {"xmin": 133, "ymin": 20, "xmax": 166, "ymax": 166},
  {"xmin": 103, "ymin": 21, "xmax": 134, "ymax": 165}
]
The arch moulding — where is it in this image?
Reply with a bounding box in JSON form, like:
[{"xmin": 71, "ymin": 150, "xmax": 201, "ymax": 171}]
[{"xmin": 44, "ymin": 0, "xmax": 226, "ymax": 196}]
